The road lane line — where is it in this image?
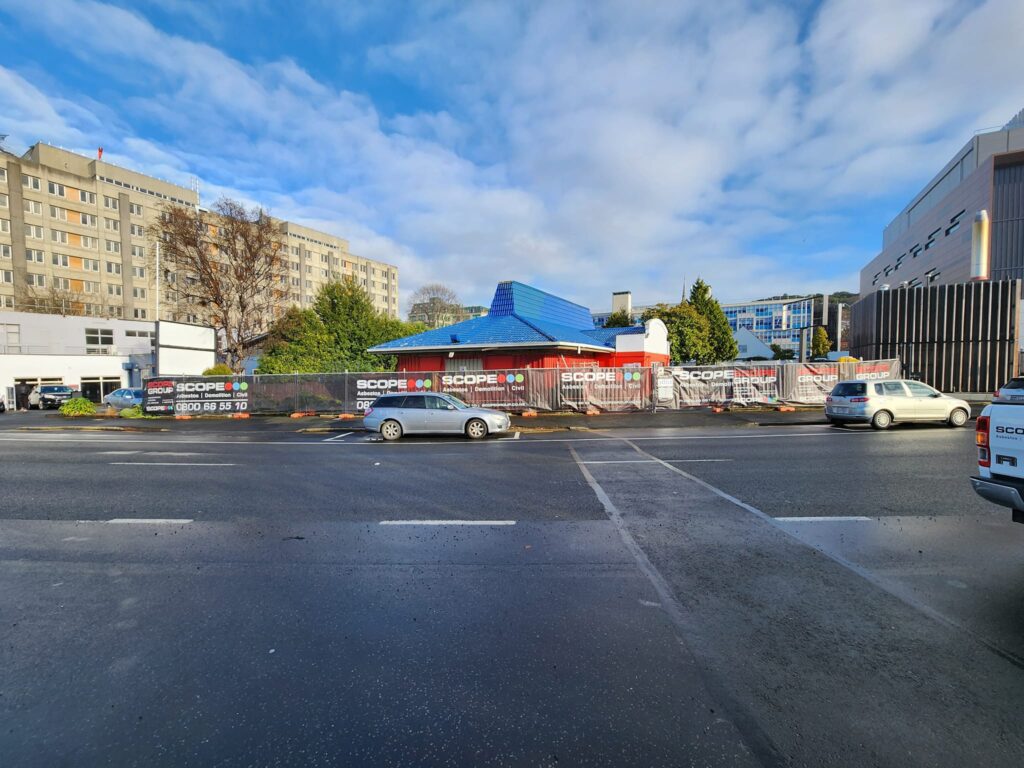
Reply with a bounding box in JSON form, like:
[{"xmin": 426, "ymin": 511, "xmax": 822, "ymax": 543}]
[
  {"xmin": 378, "ymin": 520, "xmax": 516, "ymax": 526},
  {"xmin": 108, "ymin": 462, "xmax": 236, "ymax": 466},
  {"xmin": 104, "ymin": 519, "xmax": 193, "ymax": 525},
  {"xmin": 568, "ymin": 445, "xmax": 783, "ymax": 765},
  {"xmin": 323, "ymin": 432, "xmax": 353, "ymax": 442},
  {"xmin": 775, "ymin": 516, "xmax": 871, "ymax": 522},
  {"xmin": 619, "ymin": 438, "xmax": 1024, "ymax": 671},
  {"xmin": 582, "ymin": 459, "xmax": 733, "ymax": 464}
]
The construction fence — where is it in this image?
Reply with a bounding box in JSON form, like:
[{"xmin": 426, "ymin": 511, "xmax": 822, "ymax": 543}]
[{"xmin": 143, "ymin": 360, "xmax": 901, "ymax": 416}]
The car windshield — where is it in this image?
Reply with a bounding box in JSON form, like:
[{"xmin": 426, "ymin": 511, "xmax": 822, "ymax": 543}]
[
  {"xmin": 831, "ymin": 382, "xmax": 865, "ymax": 398},
  {"xmin": 443, "ymin": 395, "xmax": 470, "ymax": 409},
  {"xmin": 41, "ymin": 386, "xmax": 72, "ymax": 394}
]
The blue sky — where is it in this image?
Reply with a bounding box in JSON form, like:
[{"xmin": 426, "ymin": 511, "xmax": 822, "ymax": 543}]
[{"xmin": 1, "ymin": 0, "xmax": 1021, "ymax": 312}]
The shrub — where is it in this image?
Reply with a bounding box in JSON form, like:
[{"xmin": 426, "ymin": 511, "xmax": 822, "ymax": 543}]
[
  {"xmin": 119, "ymin": 405, "xmax": 144, "ymax": 419},
  {"xmin": 59, "ymin": 397, "xmax": 97, "ymax": 417},
  {"xmin": 203, "ymin": 363, "xmax": 235, "ymax": 376}
]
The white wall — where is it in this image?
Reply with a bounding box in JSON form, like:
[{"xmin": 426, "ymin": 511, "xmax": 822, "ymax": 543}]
[
  {"xmin": 0, "ymin": 354, "xmax": 128, "ymax": 392},
  {"xmin": 615, "ymin": 319, "xmax": 670, "ymax": 356}
]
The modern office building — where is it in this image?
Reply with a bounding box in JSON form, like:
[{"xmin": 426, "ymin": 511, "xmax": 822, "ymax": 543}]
[
  {"xmin": 859, "ymin": 111, "xmax": 1024, "ymax": 294},
  {"xmin": 0, "ymin": 143, "xmax": 398, "ymax": 324},
  {"xmin": 721, "ymin": 297, "xmax": 815, "ymax": 355}
]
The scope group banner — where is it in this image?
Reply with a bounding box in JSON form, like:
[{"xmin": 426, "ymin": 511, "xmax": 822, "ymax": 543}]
[{"xmin": 143, "ymin": 360, "xmax": 900, "ymax": 415}]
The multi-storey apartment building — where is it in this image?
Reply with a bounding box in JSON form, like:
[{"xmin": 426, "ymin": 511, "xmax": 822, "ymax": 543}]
[{"xmin": 0, "ymin": 143, "xmax": 398, "ymax": 323}]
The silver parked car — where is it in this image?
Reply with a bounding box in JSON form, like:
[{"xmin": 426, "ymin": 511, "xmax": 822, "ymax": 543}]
[
  {"xmin": 825, "ymin": 379, "xmax": 971, "ymax": 429},
  {"xmin": 103, "ymin": 388, "xmax": 144, "ymax": 409},
  {"xmin": 363, "ymin": 392, "xmax": 511, "ymax": 441}
]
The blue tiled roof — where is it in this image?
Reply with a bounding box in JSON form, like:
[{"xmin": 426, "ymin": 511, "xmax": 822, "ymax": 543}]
[{"xmin": 369, "ymin": 281, "xmax": 645, "ymax": 353}]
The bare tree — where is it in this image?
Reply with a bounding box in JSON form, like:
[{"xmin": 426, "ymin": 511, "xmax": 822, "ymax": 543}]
[
  {"xmin": 155, "ymin": 197, "xmax": 287, "ymax": 372},
  {"xmin": 14, "ymin": 282, "xmax": 90, "ymax": 317},
  {"xmin": 407, "ymin": 282, "xmax": 461, "ymax": 328}
]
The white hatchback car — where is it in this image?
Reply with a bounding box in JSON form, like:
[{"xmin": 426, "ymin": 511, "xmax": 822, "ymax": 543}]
[{"xmin": 825, "ymin": 379, "xmax": 971, "ymax": 429}]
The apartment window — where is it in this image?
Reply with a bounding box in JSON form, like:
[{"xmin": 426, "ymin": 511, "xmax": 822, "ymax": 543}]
[
  {"xmin": 109, "ymin": 306, "xmax": 124, "ymax": 318},
  {"xmin": 132, "ymin": 287, "xmax": 147, "ymax": 299},
  {"xmin": 946, "ymin": 210, "xmax": 966, "ymax": 236},
  {"xmin": 26, "ymin": 273, "xmax": 45, "ymax": 287},
  {"xmin": 80, "ymin": 213, "xmax": 97, "ymax": 227},
  {"xmin": 0, "ymin": 193, "xmax": 7, "ymax": 208},
  {"xmin": 83, "ymin": 258, "xmax": 99, "ymax": 271},
  {"xmin": 50, "ymin": 205, "xmax": 67, "ymax": 221},
  {"xmin": 48, "ymin": 181, "xmax": 66, "ymax": 197},
  {"xmin": 133, "ymin": 308, "xmax": 148, "ymax": 319},
  {"xmin": 321, "ymin": 269, "xmax": 328, "ymax": 278},
  {"xmin": 22, "ymin": 174, "xmax": 41, "ymax": 191},
  {"xmin": 320, "ymin": 254, "xmax": 328, "ymax": 263},
  {"xmin": 290, "ymin": 261, "xmax": 299, "ymax": 271},
  {"xmin": 0, "ymin": 295, "xmax": 12, "ymax": 308},
  {"xmin": 26, "ymin": 249, "xmax": 44, "ymax": 263},
  {"xmin": 54, "ymin": 276, "xmax": 71, "ymax": 290},
  {"xmin": 306, "ymin": 265, "xmax": 312, "ymax": 274},
  {"xmin": 52, "ymin": 253, "xmax": 70, "ymax": 267},
  {"xmin": 0, "ymin": 218, "xmax": 8, "ymax": 233},
  {"xmin": 0, "ymin": 269, "xmax": 11, "ymax": 284},
  {"xmin": 105, "ymin": 240, "xmax": 121, "ymax": 253},
  {"xmin": 0, "ymin": 244, "xmax": 10, "ymax": 259},
  {"xmin": 79, "ymin": 190, "xmax": 97, "ymax": 204},
  {"xmin": 305, "ymin": 280, "xmax": 313, "ymax": 288},
  {"xmin": 105, "ymin": 218, "xmax": 120, "ymax": 232},
  {"xmin": 290, "ymin": 277, "xmax": 300, "ymax": 287},
  {"xmin": 0, "ymin": 168, "xmax": 6, "ymax": 182},
  {"xmin": 131, "ymin": 247, "xmax": 145, "ymax": 262},
  {"xmin": 130, "ymin": 223, "xmax": 144, "ymax": 237},
  {"xmin": 291, "ymin": 246, "xmax": 300, "ymax": 255},
  {"xmin": 85, "ymin": 328, "xmax": 114, "ymax": 346},
  {"xmin": 106, "ymin": 261, "xmax": 122, "ymax": 275},
  {"xmin": 82, "ymin": 236, "xmax": 97, "ymax": 249},
  {"xmin": 83, "ymin": 281, "xmax": 99, "ymax": 294},
  {"xmin": 23, "ymin": 199, "xmax": 42, "ymax": 215},
  {"xmin": 129, "ymin": 203, "xmax": 143, "ymax": 216},
  {"xmin": 107, "ymin": 284, "xmax": 122, "ymax": 297},
  {"xmin": 103, "ymin": 196, "xmax": 119, "ymax": 210},
  {"xmin": 24, "ymin": 224, "xmax": 43, "ymax": 239},
  {"xmin": 52, "ymin": 229, "xmax": 68, "ymax": 244}
]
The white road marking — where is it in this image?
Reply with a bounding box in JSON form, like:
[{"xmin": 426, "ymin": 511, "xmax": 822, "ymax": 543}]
[
  {"xmin": 108, "ymin": 462, "xmax": 236, "ymax": 466},
  {"xmin": 775, "ymin": 516, "xmax": 872, "ymax": 522},
  {"xmin": 378, "ymin": 520, "xmax": 516, "ymax": 526},
  {"xmin": 100, "ymin": 450, "xmax": 141, "ymax": 455},
  {"xmin": 582, "ymin": 459, "xmax": 733, "ymax": 464},
  {"xmin": 323, "ymin": 432, "xmax": 353, "ymax": 442},
  {"xmin": 103, "ymin": 518, "xmax": 193, "ymax": 525}
]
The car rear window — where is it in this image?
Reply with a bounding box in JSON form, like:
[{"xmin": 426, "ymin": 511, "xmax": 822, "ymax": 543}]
[
  {"xmin": 831, "ymin": 382, "xmax": 865, "ymax": 397},
  {"xmin": 1001, "ymin": 378, "xmax": 1024, "ymax": 390},
  {"xmin": 372, "ymin": 395, "xmax": 403, "ymax": 408}
]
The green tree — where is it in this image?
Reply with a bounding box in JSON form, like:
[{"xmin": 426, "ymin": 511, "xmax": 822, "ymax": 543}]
[
  {"xmin": 258, "ymin": 278, "xmax": 426, "ymax": 373},
  {"xmin": 603, "ymin": 309, "xmax": 633, "ymax": 328},
  {"xmin": 770, "ymin": 343, "xmax": 795, "ymax": 360},
  {"xmin": 202, "ymin": 363, "xmax": 234, "ymax": 376},
  {"xmin": 257, "ymin": 307, "xmax": 333, "ymax": 373},
  {"xmin": 641, "ymin": 302, "xmax": 711, "ymax": 364},
  {"xmin": 688, "ymin": 278, "xmax": 738, "ymax": 363},
  {"xmin": 811, "ymin": 326, "xmax": 832, "ymax": 358}
]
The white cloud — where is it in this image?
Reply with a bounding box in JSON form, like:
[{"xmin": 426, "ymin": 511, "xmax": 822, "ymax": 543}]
[{"xmin": 1, "ymin": 0, "xmax": 1022, "ymax": 313}]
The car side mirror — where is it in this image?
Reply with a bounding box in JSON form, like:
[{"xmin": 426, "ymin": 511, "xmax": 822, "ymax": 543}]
[
  {"xmin": 931, "ymin": 393, "xmax": 942, "ymax": 398},
  {"xmin": 446, "ymin": 405, "xmax": 455, "ymax": 410}
]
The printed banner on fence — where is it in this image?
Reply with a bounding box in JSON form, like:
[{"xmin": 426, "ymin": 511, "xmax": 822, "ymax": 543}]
[
  {"xmin": 144, "ymin": 360, "xmax": 901, "ymax": 415},
  {"xmin": 143, "ymin": 377, "xmax": 251, "ymax": 415}
]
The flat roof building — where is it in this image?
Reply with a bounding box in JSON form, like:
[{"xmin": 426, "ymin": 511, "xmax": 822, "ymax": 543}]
[
  {"xmin": 0, "ymin": 143, "xmax": 398, "ymax": 324},
  {"xmin": 860, "ymin": 111, "xmax": 1024, "ymax": 294}
]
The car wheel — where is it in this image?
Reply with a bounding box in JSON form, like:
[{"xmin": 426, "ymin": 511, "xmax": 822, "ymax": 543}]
[
  {"xmin": 948, "ymin": 408, "xmax": 969, "ymax": 428},
  {"xmin": 380, "ymin": 419, "xmax": 403, "ymax": 441},
  {"xmin": 465, "ymin": 418, "xmax": 488, "ymax": 440},
  {"xmin": 870, "ymin": 410, "xmax": 893, "ymax": 430}
]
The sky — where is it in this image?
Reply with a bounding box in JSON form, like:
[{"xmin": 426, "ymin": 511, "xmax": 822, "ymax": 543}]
[{"xmin": 0, "ymin": 0, "xmax": 1022, "ymax": 314}]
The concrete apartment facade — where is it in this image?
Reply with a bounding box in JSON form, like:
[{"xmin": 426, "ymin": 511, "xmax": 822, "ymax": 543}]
[
  {"xmin": 859, "ymin": 114, "xmax": 1024, "ymax": 294},
  {"xmin": 0, "ymin": 143, "xmax": 398, "ymax": 324}
]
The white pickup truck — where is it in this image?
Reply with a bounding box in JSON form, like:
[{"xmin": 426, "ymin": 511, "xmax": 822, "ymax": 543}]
[{"xmin": 971, "ymin": 378, "xmax": 1024, "ymax": 524}]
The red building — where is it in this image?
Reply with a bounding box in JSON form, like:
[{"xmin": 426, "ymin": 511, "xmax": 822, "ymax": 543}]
[{"xmin": 369, "ymin": 281, "xmax": 670, "ymax": 371}]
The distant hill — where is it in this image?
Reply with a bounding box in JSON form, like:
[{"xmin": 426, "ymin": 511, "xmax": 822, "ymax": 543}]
[{"xmin": 756, "ymin": 291, "xmax": 859, "ymax": 305}]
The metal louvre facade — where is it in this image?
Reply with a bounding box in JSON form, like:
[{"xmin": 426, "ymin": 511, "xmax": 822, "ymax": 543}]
[
  {"xmin": 144, "ymin": 360, "xmax": 900, "ymax": 415},
  {"xmin": 849, "ymin": 280, "xmax": 1021, "ymax": 393}
]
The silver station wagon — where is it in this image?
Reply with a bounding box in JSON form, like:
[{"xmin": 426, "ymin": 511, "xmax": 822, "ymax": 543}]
[
  {"xmin": 363, "ymin": 392, "xmax": 512, "ymax": 441},
  {"xmin": 825, "ymin": 379, "xmax": 971, "ymax": 429}
]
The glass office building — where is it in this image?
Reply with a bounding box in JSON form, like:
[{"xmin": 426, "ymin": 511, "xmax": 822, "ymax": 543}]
[{"xmin": 721, "ymin": 297, "xmax": 815, "ymax": 355}]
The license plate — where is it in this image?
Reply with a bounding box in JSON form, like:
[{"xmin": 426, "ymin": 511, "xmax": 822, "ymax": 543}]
[{"xmin": 831, "ymin": 407, "xmax": 849, "ymax": 414}]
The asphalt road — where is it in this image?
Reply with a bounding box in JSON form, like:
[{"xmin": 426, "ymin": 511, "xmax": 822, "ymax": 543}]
[{"xmin": 2, "ymin": 417, "xmax": 1023, "ymax": 766}]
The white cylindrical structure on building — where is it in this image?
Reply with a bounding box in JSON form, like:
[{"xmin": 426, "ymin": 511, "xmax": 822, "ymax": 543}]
[{"xmin": 970, "ymin": 209, "xmax": 990, "ymax": 281}]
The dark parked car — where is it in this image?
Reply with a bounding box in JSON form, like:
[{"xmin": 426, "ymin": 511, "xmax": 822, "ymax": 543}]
[{"xmin": 28, "ymin": 385, "xmax": 75, "ymax": 410}]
